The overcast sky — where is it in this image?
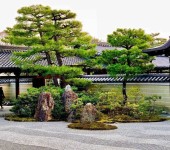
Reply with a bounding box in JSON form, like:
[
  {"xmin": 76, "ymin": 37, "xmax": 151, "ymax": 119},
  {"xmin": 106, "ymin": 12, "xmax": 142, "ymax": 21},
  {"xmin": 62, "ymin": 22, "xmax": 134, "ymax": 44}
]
[{"xmin": 0, "ymin": 0, "xmax": 170, "ymax": 41}]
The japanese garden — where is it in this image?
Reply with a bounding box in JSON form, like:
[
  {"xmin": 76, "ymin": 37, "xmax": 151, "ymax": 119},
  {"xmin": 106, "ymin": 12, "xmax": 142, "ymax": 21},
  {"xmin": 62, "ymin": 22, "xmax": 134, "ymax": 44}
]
[{"xmin": 0, "ymin": 5, "xmax": 170, "ymax": 130}]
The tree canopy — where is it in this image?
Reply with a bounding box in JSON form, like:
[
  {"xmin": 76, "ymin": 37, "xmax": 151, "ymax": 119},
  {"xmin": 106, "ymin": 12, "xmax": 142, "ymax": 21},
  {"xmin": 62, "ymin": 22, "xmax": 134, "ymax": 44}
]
[
  {"xmin": 107, "ymin": 28, "xmax": 153, "ymax": 50},
  {"xmin": 4, "ymin": 5, "xmax": 96, "ymax": 87}
]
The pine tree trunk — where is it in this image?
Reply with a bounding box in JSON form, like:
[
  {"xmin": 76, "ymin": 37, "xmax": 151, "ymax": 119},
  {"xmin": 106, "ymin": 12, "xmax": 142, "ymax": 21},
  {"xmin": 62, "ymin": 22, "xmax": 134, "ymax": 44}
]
[
  {"xmin": 55, "ymin": 52, "xmax": 66, "ymax": 88},
  {"xmin": 44, "ymin": 52, "xmax": 59, "ymax": 87},
  {"xmin": 56, "ymin": 52, "xmax": 63, "ymax": 66},
  {"xmin": 53, "ymin": 17, "xmax": 66, "ymax": 88},
  {"xmin": 52, "ymin": 76, "xmax": 59, "ymax": 86},
  {"xmin": 60, "ymin": 76, "xmax": 66, "ymax": 88},
  {"xmin": 122, "ymin": 79, "xmax": 128, "ymax": 105},
  {"xmin": 45, "ymin": 52, "xmax": 52, "ymax": 65}
]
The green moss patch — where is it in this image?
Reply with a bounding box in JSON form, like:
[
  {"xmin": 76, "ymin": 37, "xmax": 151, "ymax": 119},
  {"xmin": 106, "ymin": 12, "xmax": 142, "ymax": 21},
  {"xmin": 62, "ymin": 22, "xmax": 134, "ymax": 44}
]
[
  {"xmin": 4, "ymin": 114, "xmax": 61, "ymax": 122},
  {"xmin": 5, "ymin": 114, "xmax": 36, "ymax": 122},
  {"xmin": 68, "ymin": 122, "xmax": 117, "ymax": 130},
  {"xmin": 112, "ymin": 114, "xmax": 167, "ymax": 123}
]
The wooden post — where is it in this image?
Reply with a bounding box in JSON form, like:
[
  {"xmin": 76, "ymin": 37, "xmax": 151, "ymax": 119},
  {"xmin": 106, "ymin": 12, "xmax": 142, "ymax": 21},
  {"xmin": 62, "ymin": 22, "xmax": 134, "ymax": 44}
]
[
  {"xmin": 14, "ymin": 69, "xmax": 21, "ymax": 99},
  {"xmin": 15, "ymin": 76, "xmax": 19, "ymax": 99}
]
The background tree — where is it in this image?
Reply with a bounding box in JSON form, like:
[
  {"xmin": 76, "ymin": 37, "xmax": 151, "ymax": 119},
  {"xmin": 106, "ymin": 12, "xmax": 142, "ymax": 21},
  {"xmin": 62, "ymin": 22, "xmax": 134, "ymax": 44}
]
[
  {"xmin": 101, "ymin": 28, "xmax": 154, "ymax": 105},
  {"xmin": 150, "ymin": 33, "xmax": 167, "ymax": 47},
  {"xmin": 3, "ymin": 5, "xmax": 96, "ymax": 87},
  {"xmin": 91, "ymin": 37, "xmax": 103, "ymax": 44}
]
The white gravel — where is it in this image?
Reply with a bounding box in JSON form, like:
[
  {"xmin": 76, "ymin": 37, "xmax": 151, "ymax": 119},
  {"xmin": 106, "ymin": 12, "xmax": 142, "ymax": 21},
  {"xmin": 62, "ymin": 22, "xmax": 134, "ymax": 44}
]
[{"xmin": 0, "ymin": 118, "xmax": 170, "ymax": 150}]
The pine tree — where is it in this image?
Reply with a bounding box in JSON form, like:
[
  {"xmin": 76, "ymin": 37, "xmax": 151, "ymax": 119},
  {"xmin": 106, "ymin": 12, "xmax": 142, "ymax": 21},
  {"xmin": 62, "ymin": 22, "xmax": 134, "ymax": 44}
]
[
  {"xmin": 4, "ymin": 5, "xmax": 96, "ymax": 87},
  {"xmin": 101, "ymin": 28, "xmax": 154, "ymax": 105}
]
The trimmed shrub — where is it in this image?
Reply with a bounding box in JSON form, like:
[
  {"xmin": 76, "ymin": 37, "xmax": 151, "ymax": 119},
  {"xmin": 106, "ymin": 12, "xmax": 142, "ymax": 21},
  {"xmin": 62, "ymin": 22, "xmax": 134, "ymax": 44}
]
[{"xmin": 96, "ymin": 88, "xmax": 122, "ymax": 114}]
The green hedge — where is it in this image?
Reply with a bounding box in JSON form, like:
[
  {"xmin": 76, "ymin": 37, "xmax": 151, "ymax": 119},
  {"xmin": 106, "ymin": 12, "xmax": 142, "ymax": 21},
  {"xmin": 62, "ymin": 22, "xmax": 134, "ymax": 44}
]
[{"xmin": 66, "ymin": 78, "xmax": 92, "ymax": 91}]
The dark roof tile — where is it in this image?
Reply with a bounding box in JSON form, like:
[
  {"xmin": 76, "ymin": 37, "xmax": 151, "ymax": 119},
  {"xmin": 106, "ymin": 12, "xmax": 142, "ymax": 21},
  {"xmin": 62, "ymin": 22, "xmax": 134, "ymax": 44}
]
[
  {"xmin": 143, "ymin": 39, "xmax": 170, "ymax": 56},
  {"xmin": 0, "ymin": 78, "xmax": 32, "ymax": 84},
  {"xmin": 0, "ymin": 44, "xmax": 169, "ymax": 69},
  {"xmin": 81, "ymin": 74, "xmax": 170, "ymax": 83},
  {"xmin": 0, "ymin": 49, "xmax": 84, "ymax": 68}
]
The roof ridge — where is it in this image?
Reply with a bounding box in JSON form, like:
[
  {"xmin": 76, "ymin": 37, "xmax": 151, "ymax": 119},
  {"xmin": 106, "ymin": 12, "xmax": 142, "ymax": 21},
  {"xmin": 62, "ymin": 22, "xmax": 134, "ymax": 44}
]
[
  {"xmin": 0, "ymin": 45, "xmax": 28, "ymax": 50},
  {"xmin": 97, "ymin": 42, "xmax": 111, "ymax": 47}
]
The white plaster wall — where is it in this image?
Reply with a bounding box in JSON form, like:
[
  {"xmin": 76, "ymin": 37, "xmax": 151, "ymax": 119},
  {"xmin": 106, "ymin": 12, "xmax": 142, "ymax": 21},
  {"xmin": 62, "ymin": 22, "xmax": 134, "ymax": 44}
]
[{"xmin": 91, "ymin": 83, "xmax": 170, "ymax": 110}]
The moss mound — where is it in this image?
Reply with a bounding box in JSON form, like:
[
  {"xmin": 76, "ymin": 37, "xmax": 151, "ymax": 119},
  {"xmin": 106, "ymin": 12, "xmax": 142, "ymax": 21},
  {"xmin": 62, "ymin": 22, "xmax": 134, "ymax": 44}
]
[
  {"xmin": 5, "ymin": 114, "xmax": 36, "ymax": 122},
  {"xmin": 112, "ymin": 114, "xmax": 167, "ymax": 123},
  {"xmin": 4, "ymin": 114, "xmax": 61, "ymax": 122},
  {"xmin": 68, "ymin": 122, "xmax": 117, "ymax": 130}
]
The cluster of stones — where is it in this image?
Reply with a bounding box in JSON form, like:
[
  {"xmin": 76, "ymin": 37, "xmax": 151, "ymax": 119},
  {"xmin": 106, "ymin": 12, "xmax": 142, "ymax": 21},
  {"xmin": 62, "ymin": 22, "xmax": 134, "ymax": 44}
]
[{"xmin": 34, "ymin": 84, "xmax": 97, "ymax": 123}]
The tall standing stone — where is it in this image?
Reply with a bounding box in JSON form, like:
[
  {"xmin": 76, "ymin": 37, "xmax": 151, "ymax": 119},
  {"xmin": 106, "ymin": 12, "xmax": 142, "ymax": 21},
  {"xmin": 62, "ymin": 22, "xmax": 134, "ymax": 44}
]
[
  {"xmin": 62, "ymin": 84, "xmax": 78, "ymax": 122},
  {"xmin": 34, "ymin": 92, "xmax": 55, "ymax": 121}
]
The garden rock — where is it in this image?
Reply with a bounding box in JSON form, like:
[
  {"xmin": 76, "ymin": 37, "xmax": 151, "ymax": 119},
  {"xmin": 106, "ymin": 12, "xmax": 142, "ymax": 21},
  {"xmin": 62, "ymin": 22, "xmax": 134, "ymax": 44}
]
[
  {"xmin": 62, "ymin": 84, "xmax": 78, "ymax": 113},
  {"xmin": 81, "ymin": 103, "xmax": 98, "ymax": 123},
  {"xmin": 62, "ymin": 84, "xmax": 78, "ymax": 122},
  {"xmin": 34, "ymin": 92, "xmax": 54, "ymax": 121}
]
